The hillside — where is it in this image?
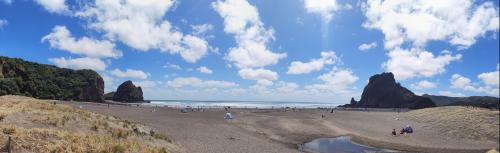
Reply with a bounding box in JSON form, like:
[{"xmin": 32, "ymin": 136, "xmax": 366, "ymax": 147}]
[
  {"xmin": 0, "ymin": 95, "xmax": 178, "ymax": 152},
  {"xmin": 423, "ymin": 94, "xmax": 499, "ymax": 109},
  {"xmin": 0, "ymin": 56, "xmax": 104, "ymax": 102}
]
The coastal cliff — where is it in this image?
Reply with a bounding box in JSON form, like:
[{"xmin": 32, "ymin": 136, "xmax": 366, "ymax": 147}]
[{"xmin": 0, "ymin": 56, "xmax": 105, "ymax": 102}]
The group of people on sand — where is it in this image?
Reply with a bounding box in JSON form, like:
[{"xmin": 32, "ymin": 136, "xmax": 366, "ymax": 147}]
[{"xmin": 392, "ymin": 125, "xmax": 413, "ymax": 136}]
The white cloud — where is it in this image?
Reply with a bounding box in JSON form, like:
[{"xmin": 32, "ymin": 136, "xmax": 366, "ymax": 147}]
[
  {"xmin": 411, "ymin": 80, "xmax": 437, "ymax": 89},
  {"xmin": 167, "ymin": 77, "xmax": 238, "ymax": 88},
  {"xmin": 451, "ymin": 74, "xmax": 472, "ymax": 88},
  {"xmin": 135, "ymin": 80, "xmax": 158, "ymax": 88},
  {"xmin": 163, "ymin": 63, "xmax": 182, "ymax": 70},
  {"xmin": 438, "ymin": 91, "xmax": 465, "ymax": 97},
  {"xmin": 76, "ymin": 0, "xmax": 209, "ymax": 63},
  {"xmin": 42, "ymin": 26, "xmax": 122, "ymax": 59},
  {"xmin": 305, "ymin": 69, "xmax": 358, "ymax": 93},
  {"xmin": 238, "ymin": 68, "xmax": 278, "ymax": 85},
  {"xmin": 363, "ymin": 0, "xmax": 499, "ymax": 49},
  {"xmin": 110, "ymin": 69, "xmax": 148, "ymax": 79},
  {"xmin": 477, "ymin": 65, "xmax": 499, "ymax": 86},
  {"xmin": 197, "ymin": 66, "xmax": 213, "ymax": 74},
  {"xmin": 192, "ymin": 24, "xmax": 214, "ymax": 35},
  {"xmin": 179, "ymin": 35, "xmax": 209, "ymax": 63},
  {"xmin": 383, "ymin": 48, "xmax": 462, "ymax": 80},
  {"xmin": 0, "ymin": 19, "xmax": 7, "ymax": 29},
  {"xmin": 287, "ymin": 51, "xmax": 338, "ymax": 74},
  {"xmin": 213, "ymin": 0, "xmax": 286, "ymax": 69},
  {"xmin": 49, "ymin": 57, "xmax": 106, "ymax": 71},
  {"xmin": 35, "ymin": 0, "xmax": 68, "ymax": 14},
  {"xmin": 358, "ymin": 42, "xmax": 377, "ymax": 51},
  {"xmin": 276, "ymin": 81, "xmax": 299, "ymax": 93},
  {"xmin": 304, "ymin": 0, "xmax": 340, "ymax": 23},
  {"xmin": 450, "ymin": 74, "xmax": 499, "ymax": 96}
]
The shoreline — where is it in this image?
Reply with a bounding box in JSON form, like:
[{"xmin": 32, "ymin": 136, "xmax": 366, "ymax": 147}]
[{"xmin": 63, "ymin": 101, "xmax": 499, "ymax": 153}]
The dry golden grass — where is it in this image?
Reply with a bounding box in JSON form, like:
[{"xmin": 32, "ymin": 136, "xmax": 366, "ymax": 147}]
[
  {"xmin": 405, "ymin": 106, "xmax": 499, "ymax": 141},
  {"xmin": 0, "ymin": 95, "xmax": 177, "ymax": 153}
]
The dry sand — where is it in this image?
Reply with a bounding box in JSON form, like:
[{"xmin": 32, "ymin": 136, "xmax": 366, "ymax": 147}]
[{"xmin": 65, "ymin": 102, "xmax": 499, "ymax": 153}]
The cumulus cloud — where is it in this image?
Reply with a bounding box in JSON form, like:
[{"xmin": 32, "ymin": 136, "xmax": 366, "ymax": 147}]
[
  {"xmin": 167, "ymin": 77, "xmax": 239, "ymax": 88},
  {"xmin": 34, "ymin": 0, "xmax": 68, "ymax": 14},
  {"xmin": 197, "ymin": 66, "xmax": 213, "ymax": 74},
  {"xmin": 450, "ymin": 74, "xmax": 499, "ymax": 96},
  {"xmin": 213, "ymin": 0, "xmax": 286, "ymax": 69},
  {"xmin": 49, "ymin": 57, "xmax": 106, "ymax": 71},
  {"xmin": 477, "ymin": 64, "xmax": 499, "ymax": 86},
  {"xmin": 287, "ymin": 51, "xmax": 338, "ymax": 74},
  {"xmin": 305, "ymin": 69, "xmax": 358, "ymax": 93},
  {"xmin": 304, "ymin": 0, "xmax": 340, "ymax": 23},
  {"xmin": 411, "ymin": 80, "xmax": 437, "ymax": 89},
  {"xmin": 42, "ymin": 26, "xmax": 122, "ymax": 59},
  {"xmin": 363, "ymin": 0, "xmax": 499, "ymax": 49},
  {"xmin": 238, "ymin": 68, "xmax": 278, "ymax": 86},
  {"xmin": 76, "ymin": 0, "xmax": 209, "ymax": 63},
  {"xmin": 358, "ymin": 42, "xmax": 377, "ymax": 51},
  {"xmin": 110, "ymin": 69, "xmax": 148, "ymax": 79},
  {"xmin": 383, "ymin": 48, "xmax": 462, "ymax": 80}
]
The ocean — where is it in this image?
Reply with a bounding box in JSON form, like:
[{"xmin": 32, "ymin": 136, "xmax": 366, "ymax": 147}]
[{"xmin": 145, "ymin": 100, "xmax": 340, "ymax": 108}]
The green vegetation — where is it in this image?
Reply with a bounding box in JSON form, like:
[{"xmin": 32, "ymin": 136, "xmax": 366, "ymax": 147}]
[{"xmin": 0, "ymin": 56, "xmax": 104, "ymax": 102}]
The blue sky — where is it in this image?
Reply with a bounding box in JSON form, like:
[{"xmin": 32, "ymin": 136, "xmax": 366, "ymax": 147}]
[{"xmin": 0, "ymin": 0, "xmax": 498, "ymax": 103}]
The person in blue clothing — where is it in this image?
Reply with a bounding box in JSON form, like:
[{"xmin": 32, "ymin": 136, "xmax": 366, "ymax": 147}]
[{"xmin": 405, "ymin": 125, "xmax": 413, "ymax": 134}]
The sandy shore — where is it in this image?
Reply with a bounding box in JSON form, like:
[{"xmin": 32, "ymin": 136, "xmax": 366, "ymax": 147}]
[{"xmin": 64, "ymin": 102, "xmax": 499, "ymax": 153}]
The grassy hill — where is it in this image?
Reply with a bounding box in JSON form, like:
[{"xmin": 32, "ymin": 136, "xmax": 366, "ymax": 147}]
[{"xmin": 0, "ymin": 95, "xmax": 178, "ymax": 153}]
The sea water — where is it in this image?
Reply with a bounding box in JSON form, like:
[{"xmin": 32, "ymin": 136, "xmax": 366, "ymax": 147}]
[
  {"xmin": 300, "ymin": 136, "xmax": 398, "ymax": 153},
  {"xmin": 145, "ymin": 100, "xmax": 339, "ymax": 108}
]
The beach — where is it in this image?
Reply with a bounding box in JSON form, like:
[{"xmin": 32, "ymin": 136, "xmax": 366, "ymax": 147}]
[{"xmin": 64, "ymin": 101, "xmax": 499, "ymax": 153}]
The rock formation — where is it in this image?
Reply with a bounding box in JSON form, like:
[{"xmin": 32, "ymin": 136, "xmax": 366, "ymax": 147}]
[
  {"xmin": 353, "ymin": 72, "xmax": 435, "ymax": 109},
  {"xmin": 0, "ymin": 56, "xmax": 105, "ymax": 102},
  {"xmin": 112, "ymin": 81, "xmax": 144, "ymax": 102}
]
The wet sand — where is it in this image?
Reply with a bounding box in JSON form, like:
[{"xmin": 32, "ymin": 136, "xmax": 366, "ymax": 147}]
[{"xmin": 65, "ymin": 102, "xmax": 499, "ymax": 153}]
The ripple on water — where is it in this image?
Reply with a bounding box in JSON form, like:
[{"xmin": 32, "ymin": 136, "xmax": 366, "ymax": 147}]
[{"xmin": 299, "ymin": 136, "xmax": 398, "ymax": 153}]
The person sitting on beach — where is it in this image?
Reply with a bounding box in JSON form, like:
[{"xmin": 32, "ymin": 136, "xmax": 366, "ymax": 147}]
[
  {"xmin": 392, "ymin": 129, "xmax": 397, "ymax": 136},
  {"xmin": 405, "ymin": 125, "xmax": 413, "ymax": 134},
  {"xmin": 400, "ymin": 128, "xmax": 406, "ymax": 135}
]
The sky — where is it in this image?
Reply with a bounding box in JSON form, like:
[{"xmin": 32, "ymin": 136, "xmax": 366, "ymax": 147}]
[{"xmin": 0, "ymin": 0, "xmax": 499, "ymax": 103}]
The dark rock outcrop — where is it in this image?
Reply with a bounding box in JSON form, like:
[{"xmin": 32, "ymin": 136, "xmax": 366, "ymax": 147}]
[
  {"xmin": 0, "ymin": 56, "xmax": 105, "ymax": 102},
  {"xmin": 423, "ymin": 94, "xmax": 499, "ymax": 109},
  {"xmin": 354, "ymin": 72, "xmax": 435, "ymax": 109},
  {"xmin": 112, "ymin": 81, "xmax": 143, "ymax": 102}
]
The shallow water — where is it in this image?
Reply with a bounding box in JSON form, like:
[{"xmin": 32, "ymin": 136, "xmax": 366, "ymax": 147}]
[{"xmin": 300, "ymin": 136, "xmax": 398, "ymax": 153}]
